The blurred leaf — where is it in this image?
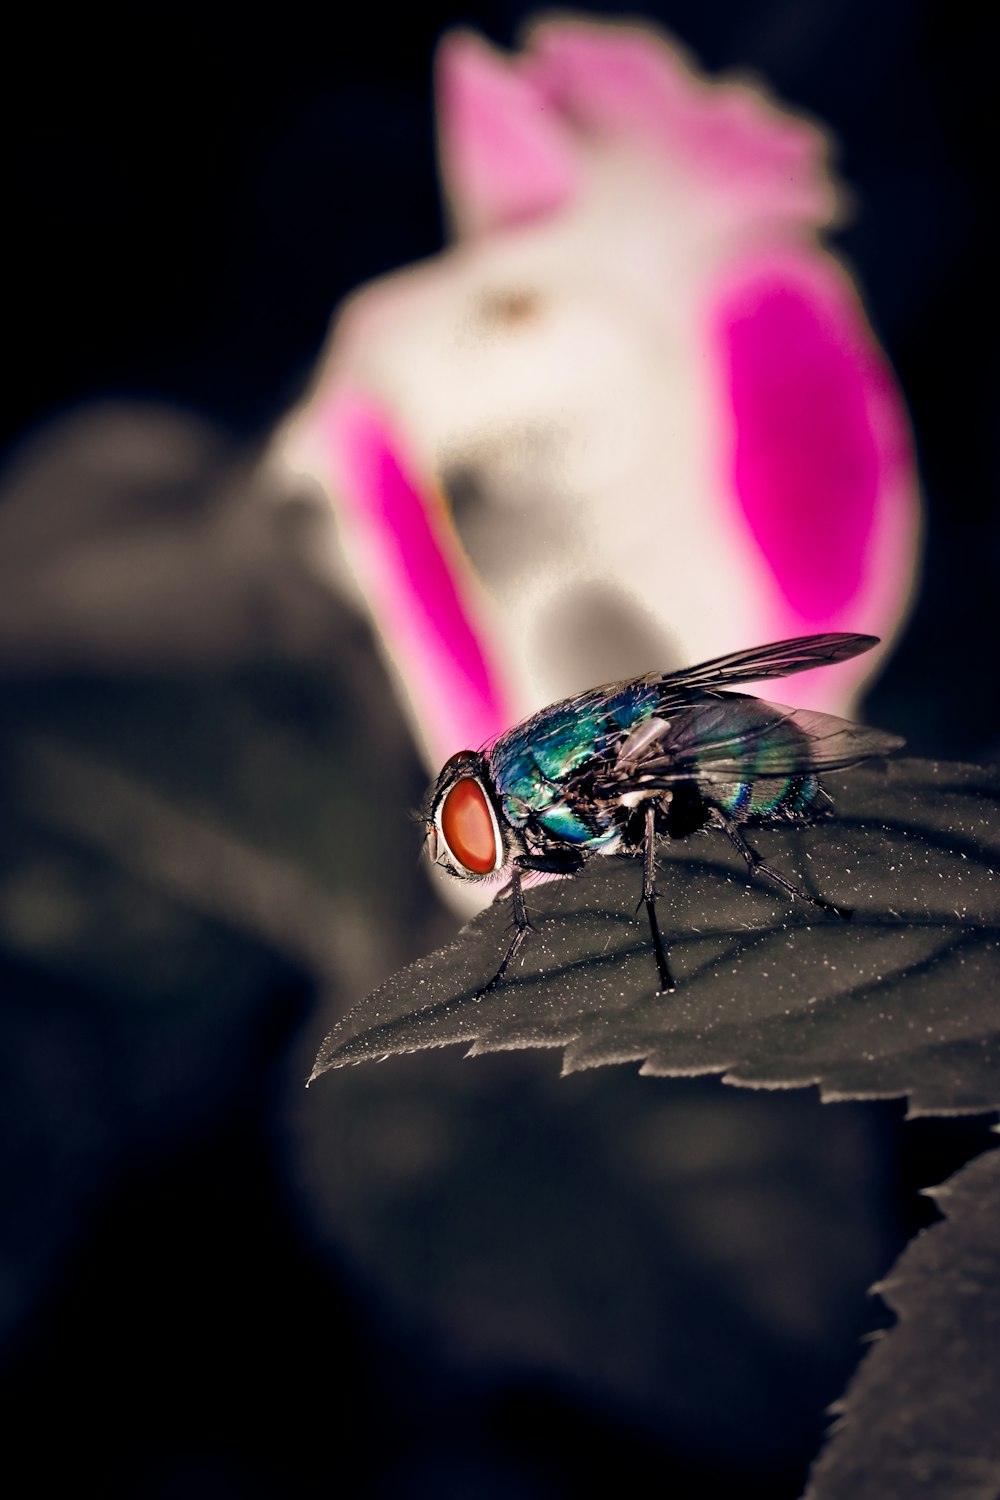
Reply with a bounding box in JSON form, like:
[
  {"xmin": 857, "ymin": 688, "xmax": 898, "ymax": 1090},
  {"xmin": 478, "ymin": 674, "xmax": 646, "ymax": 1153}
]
[
  {"xmin": 293, "ymin": 1043, "xmax": 910, "ymax": 1478},
  {"xmin": 0, "ymin": 636, "xmax": 440, "ymax": 1348},
  {"xmin": 804, "ymin": 1143, "xmax": 1000, "ymax": 1500},
  {"xmin": 313, "ymin": 759, "xmax": 1000, "ymax": 1116}
]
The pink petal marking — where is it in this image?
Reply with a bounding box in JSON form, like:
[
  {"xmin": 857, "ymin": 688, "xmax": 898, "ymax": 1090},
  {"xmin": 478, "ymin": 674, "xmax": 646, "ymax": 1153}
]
[
  {"xmin": 712, "ymin": 252, "xmax": 915, "ymax": 628},
  {"xmin": 319, "ymin": 390, "xmax": 513, "ymax": 762},
  {"xmin": 523, "ymin": 19, "xmax": 833, "ymax": 223},
  {"xmin": 436, "ymin": 29, "xmax": 580, "ymax": 238}
]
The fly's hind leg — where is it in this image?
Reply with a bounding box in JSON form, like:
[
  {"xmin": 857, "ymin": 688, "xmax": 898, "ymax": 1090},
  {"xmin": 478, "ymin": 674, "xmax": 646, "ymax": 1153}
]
[
  {"xmin": 708, "ymin": 806, "xmax": 853, "ymax": 920},
  {"xmin": 640, "ymin": 802, "xmax": 676, "ymax": 993}
]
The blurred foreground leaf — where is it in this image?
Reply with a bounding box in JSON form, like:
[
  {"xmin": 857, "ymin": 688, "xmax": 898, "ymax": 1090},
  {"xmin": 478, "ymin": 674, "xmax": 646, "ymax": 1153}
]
[
  {"xmin": 313, "ymin": 759, "xmax": 1000, "ymax": 1115},
  {"xmin": 804, "ymin": 1144, "xmax": 1000, "ymax": 1500}
]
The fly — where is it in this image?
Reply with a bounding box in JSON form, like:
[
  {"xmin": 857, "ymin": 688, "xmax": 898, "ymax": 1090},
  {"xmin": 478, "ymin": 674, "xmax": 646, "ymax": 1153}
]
[{"xmin": 423, "ymin": 633, "xmax": 904, "ymax": 995}]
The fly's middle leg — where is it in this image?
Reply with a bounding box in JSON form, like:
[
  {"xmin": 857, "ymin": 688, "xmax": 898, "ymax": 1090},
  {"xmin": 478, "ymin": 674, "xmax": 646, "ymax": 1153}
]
[{"xmin": 640, "ymin": 801, "xmax": 675, "ymax": 993}]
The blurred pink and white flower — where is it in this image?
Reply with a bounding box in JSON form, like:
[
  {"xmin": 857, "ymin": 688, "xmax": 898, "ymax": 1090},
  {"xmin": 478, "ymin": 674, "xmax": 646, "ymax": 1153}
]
[{"xmin": 282, "ymin": 15, "xmax": 920, "ymax": 771}]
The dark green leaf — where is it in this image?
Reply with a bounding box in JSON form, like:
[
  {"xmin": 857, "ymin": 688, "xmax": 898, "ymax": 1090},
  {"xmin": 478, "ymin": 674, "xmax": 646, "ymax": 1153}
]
[
  {"xmin": 313, "ymin": 759, "xmax": 1000, "ymax": 1116},
  {"xmin": 804, "ymin": 1144, "xmax": 1000, "ymax": 1500}
]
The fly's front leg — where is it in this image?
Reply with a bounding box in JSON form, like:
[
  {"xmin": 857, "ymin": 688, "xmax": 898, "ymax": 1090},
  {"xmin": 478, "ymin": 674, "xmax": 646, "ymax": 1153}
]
[
  {"xmin": 476, "ymin": 847, "xmax": 587, "ymax": 998},
  {"xmin": 708, "ymin": 807, "xmax": 853, "ymax": 920},
  {"xmin": 476, "ymin": 863, "xmax": 534, "ymax": 998},
  {"xmin": 640, "ymin": 802, "xmax": 675, "ymax": 993}
]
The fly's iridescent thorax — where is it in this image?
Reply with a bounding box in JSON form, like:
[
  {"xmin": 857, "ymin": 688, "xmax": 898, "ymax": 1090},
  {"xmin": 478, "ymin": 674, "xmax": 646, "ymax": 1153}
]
[
  {"xmin": 488, "ymin": 677, "xmax": 664, "ymax": 849},
  {"xmin": 427, "ymin": 750, "xmax": 508, "ymax": 880}
]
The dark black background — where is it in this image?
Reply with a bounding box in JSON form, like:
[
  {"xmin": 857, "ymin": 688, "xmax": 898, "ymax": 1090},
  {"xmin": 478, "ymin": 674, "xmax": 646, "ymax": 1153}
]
[{"xmin": 1, "ymin": 3, "xmax": 995, "ymax": 1496}]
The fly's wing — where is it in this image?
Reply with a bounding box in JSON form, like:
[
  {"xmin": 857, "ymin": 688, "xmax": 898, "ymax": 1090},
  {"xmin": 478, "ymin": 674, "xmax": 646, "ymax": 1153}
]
[
  {"xmin": 486, "ymin": 635, "xmax": 876, "ymax": 767},
  {"xmin": 601, "ymin": 696, "xmax": 904, "ymax": 789},
  {"xmin": 648, "ymin": 632, "xmax": 878, "ymax": 706},
  {"xmin": 485, "ymin": 634, "xmax": 881, "ymax": 793}
]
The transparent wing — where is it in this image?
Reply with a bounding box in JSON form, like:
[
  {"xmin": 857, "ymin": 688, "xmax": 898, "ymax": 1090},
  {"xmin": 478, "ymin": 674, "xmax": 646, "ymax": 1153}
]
[
  {"xmin": 604, "ymin": 696, "xmax": 904, "ymax": 787},
  {"xmin": 648, "ymin": 632, "xmax": 879, "ymax": 702},
  {"xmin": 484, "ymin": 633, "xmax": 883, "ymax": 784}
]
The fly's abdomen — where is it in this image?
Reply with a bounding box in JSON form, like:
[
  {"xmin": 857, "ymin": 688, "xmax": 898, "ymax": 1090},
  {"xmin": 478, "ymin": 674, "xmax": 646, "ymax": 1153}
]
[{"xmin": 712, "ymin": 773, "xmax": 831, "ymax": 822}]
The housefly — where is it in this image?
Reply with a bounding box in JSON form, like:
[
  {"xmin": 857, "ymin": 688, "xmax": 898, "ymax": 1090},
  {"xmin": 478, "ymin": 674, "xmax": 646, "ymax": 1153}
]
[{"xmin": 424, "ymin": 633, "xmax": 904, "ymax": 994}]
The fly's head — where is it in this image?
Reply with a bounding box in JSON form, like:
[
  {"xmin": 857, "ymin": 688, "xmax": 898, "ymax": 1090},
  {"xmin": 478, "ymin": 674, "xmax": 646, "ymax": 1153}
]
[{"xmin": 424, "ymin": 750, "xmax": 513, "ymax": 883}]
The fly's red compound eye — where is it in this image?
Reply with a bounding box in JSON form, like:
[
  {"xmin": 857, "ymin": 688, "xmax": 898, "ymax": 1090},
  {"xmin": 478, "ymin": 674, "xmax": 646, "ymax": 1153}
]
[{"xmin": 439, "ymin": 777, "xmax": 500, "ymax": 874}]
